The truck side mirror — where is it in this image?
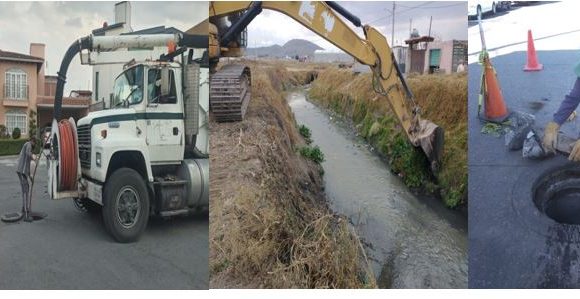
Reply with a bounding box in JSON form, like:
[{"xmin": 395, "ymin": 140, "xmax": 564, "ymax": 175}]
[{"xmin": 160, "ymin": 68, "xmax": 170, "ymax": 97}]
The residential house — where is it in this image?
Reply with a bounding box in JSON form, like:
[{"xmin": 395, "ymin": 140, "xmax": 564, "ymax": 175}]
[
  {"xmin": 37, "ymin": 75, "xmax": 91, "ymax": 129},
  {"xmin": 0, "ymin": 43, "xmax": 90, "ymax": 138},
  {"xmin": 0, "ymin": 44, "xmax": 43, "ymax": 137}
]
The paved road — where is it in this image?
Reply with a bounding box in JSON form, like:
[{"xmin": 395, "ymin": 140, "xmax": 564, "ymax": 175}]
[
  {"xmin": 0, "ymin": 156, "xmax": 208, "ymax": 289},
  {"xmin": 469, "ymin": 2, "xmax": 580, "ymax": 288},
  {"xmin": 468, "ymin": 2, "xmax": 580, "ymax": 64}
]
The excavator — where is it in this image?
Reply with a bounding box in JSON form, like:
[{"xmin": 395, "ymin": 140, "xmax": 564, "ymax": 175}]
[{"xmin": 208, "ymin": 1, "xmax": 444, "ymax": 172}]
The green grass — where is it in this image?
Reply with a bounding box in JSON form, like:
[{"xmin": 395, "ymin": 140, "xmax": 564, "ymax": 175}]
[
  {"xmin": 298, "ymin": 124, "xmax": 313, "ymax": 144},
  {"xmin": 299, "ymin": 145, "xmax": 325, "ymax": 164}
]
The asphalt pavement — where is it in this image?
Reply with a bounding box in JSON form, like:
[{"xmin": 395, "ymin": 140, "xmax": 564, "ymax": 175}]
[
  {"xmin": 0, "ymin": 156, "xmax": 208, "ymax": 289},
  {"xmin": 469, "ymin": 2, "xmax": 580, "ymax": 288}
]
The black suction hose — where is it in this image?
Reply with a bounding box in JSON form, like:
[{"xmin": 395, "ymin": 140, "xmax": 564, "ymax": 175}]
[
  {"xmin": 54, "ymin": 36, "xmax": 91, "ymax": 120},
  {"xmin": 325, "ymin": 1, "xmax": 362, "ymax": 27}
]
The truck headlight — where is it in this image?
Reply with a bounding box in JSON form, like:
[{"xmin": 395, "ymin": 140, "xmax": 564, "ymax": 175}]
[{"xmin": 96, "ymin": 152, "xmax": 101, "ymax": 167}]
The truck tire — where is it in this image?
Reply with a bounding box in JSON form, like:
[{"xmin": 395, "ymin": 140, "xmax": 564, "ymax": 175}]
[{"xmin": 102, "ymin": 168, "xmax": 150, "ymax": 243}]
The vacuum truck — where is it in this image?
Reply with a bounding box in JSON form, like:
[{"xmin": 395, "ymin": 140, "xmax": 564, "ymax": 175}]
[{"xmin": 47, "ymin": 33, "xmax": 209, "ymax": 243}]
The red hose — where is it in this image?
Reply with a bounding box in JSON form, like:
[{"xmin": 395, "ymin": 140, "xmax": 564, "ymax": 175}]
[{"xmin": 58, "ymin": 120, "xmax": 77, "ymax": 191}]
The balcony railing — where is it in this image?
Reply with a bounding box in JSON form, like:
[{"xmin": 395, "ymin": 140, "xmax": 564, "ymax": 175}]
[{"xmin": 3, "ymin": 84, "xmax": 29, "ymax": 100}]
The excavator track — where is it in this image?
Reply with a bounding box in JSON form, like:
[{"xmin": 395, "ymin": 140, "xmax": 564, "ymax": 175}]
[{"xmin": 210, "ymin": 64, "xmax": 251, "ymax": 122}]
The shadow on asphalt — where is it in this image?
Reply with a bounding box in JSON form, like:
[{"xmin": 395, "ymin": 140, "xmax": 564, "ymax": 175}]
[{"xmin": 65, "ymin": 209, "xmax": 209, "ymax": 242}]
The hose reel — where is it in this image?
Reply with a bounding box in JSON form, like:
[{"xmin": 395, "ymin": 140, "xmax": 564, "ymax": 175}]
[{"xmin": 50, "ymin": 117, "xmax": 80, "ymax": 193}]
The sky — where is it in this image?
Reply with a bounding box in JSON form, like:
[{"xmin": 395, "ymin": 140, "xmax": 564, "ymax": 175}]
[
  {"xmin": 247, "ymin": 1, "xmax": 467, "ymax": 51},
  {"xmin": 0, "ymin": 1, "xmax": 467, "ymax": 92},
  {"xmin": 0, "ymin": 1, "xmax": 207, "ymax": 93}
]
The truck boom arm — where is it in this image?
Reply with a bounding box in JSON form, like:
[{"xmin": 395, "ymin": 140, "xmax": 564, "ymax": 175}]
[{"xmin": 210, "ymin": 1, "xmax": 443, "ymax": 170}]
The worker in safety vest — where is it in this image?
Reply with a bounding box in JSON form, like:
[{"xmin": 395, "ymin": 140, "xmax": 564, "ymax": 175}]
[{"xmin": 16, "ymin": 136, "xmax": 37, "ymax": 222}]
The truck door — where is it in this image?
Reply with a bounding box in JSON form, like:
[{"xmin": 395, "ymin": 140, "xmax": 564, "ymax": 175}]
[{"xmin": 145, "ymin": 67, "xmax": 184, "ymax": 163}]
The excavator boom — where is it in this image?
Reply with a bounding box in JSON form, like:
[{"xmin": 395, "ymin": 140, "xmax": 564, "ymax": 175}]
[{"xmin": 209, "ymin": 1, "xmax": 444, "ymax": 171}]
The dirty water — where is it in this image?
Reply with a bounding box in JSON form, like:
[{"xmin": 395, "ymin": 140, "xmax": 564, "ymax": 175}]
[{"xmin": 288, "ymin": 90, "xmax": 468, "ymax": 288}]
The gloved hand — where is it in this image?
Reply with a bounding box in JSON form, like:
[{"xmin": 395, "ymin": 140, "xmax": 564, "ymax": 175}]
[
  {"xmin": 542, "ymin": 121, "xmax": 560, "ymax": 153},
  {"xmin": 569, "ymin": 141, "xmax": 580, "ymax": 161}
]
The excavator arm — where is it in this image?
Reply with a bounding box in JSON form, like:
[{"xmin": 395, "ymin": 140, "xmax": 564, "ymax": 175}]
[{"xmin": 209, "ymin": 1, "xmax": 444, "ymax": 171}]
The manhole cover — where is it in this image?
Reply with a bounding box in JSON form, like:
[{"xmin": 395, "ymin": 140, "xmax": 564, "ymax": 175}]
[
  {"xmin": 1, "ymin": 212, "xmax": 23, "ymax": 223},
  {"xmin": 0, "ymin": 211, "xmax": 46, "ymax": 223},
  {"xmin": 534, "ymin": 167, "xmax": 580, "ymax": 225}
]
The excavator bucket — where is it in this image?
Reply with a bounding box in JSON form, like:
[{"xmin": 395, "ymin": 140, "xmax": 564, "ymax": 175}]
[{"xmin": 413, "ymin": 119, "xmax": 445, "ymax": 173}]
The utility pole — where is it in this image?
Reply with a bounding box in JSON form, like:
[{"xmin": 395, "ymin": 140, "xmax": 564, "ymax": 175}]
[
  {"xmin": 409, "ymin": 18, "xmax": 412, "ymax": 37},
  {"xmin": 425, "ymin": 15, "xmax": 433, "ymax": 49},
  {"xmin": 428, "ymin": 15, "xmax": 433, "ymax": 37},
  {"xmin": 391, "ymin": 2, "xmax": 396, "ymax": 46}
]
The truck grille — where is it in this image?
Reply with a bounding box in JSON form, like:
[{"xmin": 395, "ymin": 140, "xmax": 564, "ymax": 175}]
[{"xmin": 77, "ymin": 124, "xmax": 92, "ymax": 169}]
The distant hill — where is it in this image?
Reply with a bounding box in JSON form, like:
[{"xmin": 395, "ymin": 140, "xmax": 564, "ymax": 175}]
[{"xmin": 246, "ymin": 39, "xmax": 323, "ymax": 58}]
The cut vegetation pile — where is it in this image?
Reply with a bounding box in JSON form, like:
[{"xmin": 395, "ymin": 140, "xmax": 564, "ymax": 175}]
[
  {"xmin": 309, "ymin": 68, "xmax": 467, "ymax": 208},
  {"xmin": 210, "ymin": 61, "xmax": 375, "ymax": 288}
]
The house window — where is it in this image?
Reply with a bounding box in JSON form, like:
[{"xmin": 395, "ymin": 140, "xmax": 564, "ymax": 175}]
[
  {"xmin": 5, "ymin": 69, "xmax": 28, "ymax": 99},
  {"xmin": 5, "ymin": 110, "xmax": 27, "ymax": 135}
]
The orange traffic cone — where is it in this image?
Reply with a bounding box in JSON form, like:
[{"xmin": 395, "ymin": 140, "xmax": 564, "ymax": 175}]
[
  {"xmin": 524, "ymin": 29, "xmax": 543, "ymax": 71},
  {"xmin": 483, "ymin": 57, "xmax": 510, "ymax": 122}
]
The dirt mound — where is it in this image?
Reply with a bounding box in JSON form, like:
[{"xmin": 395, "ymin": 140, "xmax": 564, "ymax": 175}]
[
  {"xmin": 209, "ymin": 62, "xmax": 375, "ymax": 288},
  {"xmin": 309, "ymin": 68, "xmax": 467, "ymax": 208}
]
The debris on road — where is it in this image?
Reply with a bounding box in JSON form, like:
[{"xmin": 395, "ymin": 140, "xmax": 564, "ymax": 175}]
[
  {"xmin": 522, "ymin": 130, "xmax": 545, "ymax": 159},
  {"xmin": 504, "ymin": 111, "xmax": 535, "ymax": 150}
]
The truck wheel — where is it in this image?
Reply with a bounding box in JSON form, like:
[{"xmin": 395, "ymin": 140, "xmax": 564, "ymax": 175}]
[{"xmin": 102, "ymin": 168, "xmax": 150, "ymax": 243}]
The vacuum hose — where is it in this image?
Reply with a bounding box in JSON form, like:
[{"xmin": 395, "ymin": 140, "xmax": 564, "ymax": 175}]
[{"xmin": 54, "ymin": 37, "xmax": 91, "ymax": 120}]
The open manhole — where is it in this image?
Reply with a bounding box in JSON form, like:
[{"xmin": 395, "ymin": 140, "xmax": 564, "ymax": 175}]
[{"xmin": 534, "ymin": 167, "xmax": 580, "ymax": 225}]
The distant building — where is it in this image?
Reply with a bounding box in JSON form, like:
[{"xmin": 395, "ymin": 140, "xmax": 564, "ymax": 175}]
[
  {"xmin": 404, "ymin": 35, "xmax": 435, "ymax": 75},
  {"xmin": 404, "ymin": 36, "xmax": 467, "ymax": 75},
  {"xmin": 423, "ymin": 40, "xmax": 468, "ymax": 74},
  {"xmin": 0, "ymin": 44, "xmax": 90, "ymax": 137}
]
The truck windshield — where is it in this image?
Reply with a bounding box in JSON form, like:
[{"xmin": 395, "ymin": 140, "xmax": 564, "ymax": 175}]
[{"xmin": 111, "ymin": 65, "xmax": 144, "ymax": 108}]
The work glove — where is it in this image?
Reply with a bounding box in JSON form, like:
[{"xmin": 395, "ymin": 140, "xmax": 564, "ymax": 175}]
[
  {"xmin": 542, "ymin": 121, "xmax": 560, "ymax": 154},
  {"xmin": 570, "ymin": 141, "xmax": 580, "ymax": 162}
]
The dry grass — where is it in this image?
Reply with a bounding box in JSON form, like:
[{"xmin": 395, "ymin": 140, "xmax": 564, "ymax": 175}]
[
  {"xmin": 309, "ymin": 67, "xmax": 467, "ymax": 208},
  {"xmin": 210, "ymin": 61, "xmax": 376, "ymax": 288}
]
